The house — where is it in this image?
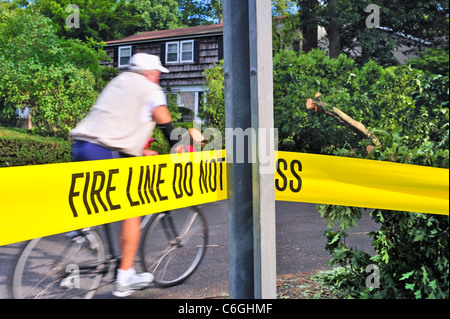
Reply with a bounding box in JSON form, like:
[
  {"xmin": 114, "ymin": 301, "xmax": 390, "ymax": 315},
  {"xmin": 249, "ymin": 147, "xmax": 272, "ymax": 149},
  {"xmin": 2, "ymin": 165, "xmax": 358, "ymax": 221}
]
[
  {"xmin": 376, "ymin": 27, "xmax": 432, "ymax": 64},
  {"xmin": 318, "ymin": 26, "xmax": 431, "ymax": 64},
  {"xmin": 104, "ymin": 21, "xmax": 430, "ymax": 124},
  {"xmin": 104, "ymin": 24, "xmax": 224, "ymax": 122}
]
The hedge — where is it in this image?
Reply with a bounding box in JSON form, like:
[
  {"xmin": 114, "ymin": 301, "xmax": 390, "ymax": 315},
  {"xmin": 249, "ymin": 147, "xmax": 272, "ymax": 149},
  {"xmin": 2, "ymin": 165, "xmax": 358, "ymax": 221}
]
[
  {"xmin": 0, "ymin": 123, "xmax": 194, "ymax": 167},
  {"xmin": 0, "ymin": 127, "xmax": 72, "ymax": 167}
]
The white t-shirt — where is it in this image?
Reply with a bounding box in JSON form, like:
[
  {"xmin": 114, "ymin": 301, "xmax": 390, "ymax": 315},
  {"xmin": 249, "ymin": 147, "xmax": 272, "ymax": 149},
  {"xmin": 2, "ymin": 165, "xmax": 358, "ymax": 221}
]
[{"xmin": 140, "ymin": 89, "xmax": 167, "ymax": 122}]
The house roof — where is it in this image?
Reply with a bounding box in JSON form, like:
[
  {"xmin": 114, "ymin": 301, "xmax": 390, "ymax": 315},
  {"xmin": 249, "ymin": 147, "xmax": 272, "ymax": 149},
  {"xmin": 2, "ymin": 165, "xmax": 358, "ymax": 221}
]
[{"xmin": 106, "ymin": 24, "xmax": 223, "ymax": 46}]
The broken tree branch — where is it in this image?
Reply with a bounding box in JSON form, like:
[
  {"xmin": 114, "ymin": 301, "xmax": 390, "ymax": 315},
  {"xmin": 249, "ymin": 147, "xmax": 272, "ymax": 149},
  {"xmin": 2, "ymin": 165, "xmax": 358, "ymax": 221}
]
[{"xmin": 306, "ymin": 92, "xmax": 381, "ymax": 148}]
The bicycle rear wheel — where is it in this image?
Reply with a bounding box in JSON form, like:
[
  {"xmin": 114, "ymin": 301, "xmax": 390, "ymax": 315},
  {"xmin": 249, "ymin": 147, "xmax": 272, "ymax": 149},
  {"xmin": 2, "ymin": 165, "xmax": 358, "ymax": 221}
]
[
  {"xmin": 12, "ymin": 229, "xmax": 106, "ymax": 299},
  {"xmin": 140, "ymin": 206, "xmax": 208, "ymax": 287}
]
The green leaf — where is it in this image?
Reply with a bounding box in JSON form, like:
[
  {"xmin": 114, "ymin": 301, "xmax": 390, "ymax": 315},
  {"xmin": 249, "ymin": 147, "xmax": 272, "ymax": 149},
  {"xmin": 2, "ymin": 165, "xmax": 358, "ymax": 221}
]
[
  {"xmin": 400, "ymin": 271, "xmax": 415, "ymax": 281},
  {"xmin": 405, "ymin": 283, "xmax": 415, "ymax": 290}
]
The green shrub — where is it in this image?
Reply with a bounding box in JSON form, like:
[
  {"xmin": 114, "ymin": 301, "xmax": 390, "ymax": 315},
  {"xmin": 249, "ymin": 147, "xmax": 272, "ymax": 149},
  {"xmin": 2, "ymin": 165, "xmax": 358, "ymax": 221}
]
[
  {"xmin": 0, "ymin": 122, "xmax": 195, "ymax": 167},
  {"xmin": 0, "ymin": 127, "xmax": 71, "ymax": 167},
  {"xmin": 200, "ymin": 60, "xmax": 225, "ymax": 137},
  {"xmin": 309, "ymin": 49, "xmax": 449, "ymax": 299},
  {"xmin": 273, "ymin": 49, "xmax": 449, "ymax": 157}
]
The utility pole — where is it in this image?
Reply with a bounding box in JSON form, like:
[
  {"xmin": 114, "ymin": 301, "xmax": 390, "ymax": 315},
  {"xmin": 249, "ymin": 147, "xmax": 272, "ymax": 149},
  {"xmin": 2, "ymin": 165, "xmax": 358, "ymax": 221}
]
[
  {"xmin": 224, "ymin": 0, "xmax": 276, "ymax": 299},
  {"xmin": 248, "ymin": 0, "xmax": 277, "ymax": 299}
]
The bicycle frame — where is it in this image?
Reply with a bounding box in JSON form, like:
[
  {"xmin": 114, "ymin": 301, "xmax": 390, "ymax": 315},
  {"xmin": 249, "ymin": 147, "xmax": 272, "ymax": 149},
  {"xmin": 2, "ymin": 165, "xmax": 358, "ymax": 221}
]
[
  {"xmin": 66, "ymin": 224, "xmax": 118, "ymax": 279},
  {"xmin": 102, "ymin": 222, "xmax": 118, "ymax": 259},
  {"xmin": 75, "ymin": 213, "xmax": 168, "ymax": 277}
]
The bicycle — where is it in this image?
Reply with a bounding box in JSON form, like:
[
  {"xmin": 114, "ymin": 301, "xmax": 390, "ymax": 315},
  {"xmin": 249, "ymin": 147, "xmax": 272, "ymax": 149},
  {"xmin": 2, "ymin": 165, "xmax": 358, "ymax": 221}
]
[
  {"xmin": 11, "ymin": 205, "xmax": 208, "ymax": 299},
  {"xmin": 11, "ymin": 136, "xmax": 210, "ymax": 299}
]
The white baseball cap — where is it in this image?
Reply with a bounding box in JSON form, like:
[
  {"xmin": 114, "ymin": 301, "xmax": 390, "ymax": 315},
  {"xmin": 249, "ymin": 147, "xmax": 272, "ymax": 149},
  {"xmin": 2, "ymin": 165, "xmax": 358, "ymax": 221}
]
[{"xmin": 128, "ymin": 53, "xmax": 169, "ymax": 73}]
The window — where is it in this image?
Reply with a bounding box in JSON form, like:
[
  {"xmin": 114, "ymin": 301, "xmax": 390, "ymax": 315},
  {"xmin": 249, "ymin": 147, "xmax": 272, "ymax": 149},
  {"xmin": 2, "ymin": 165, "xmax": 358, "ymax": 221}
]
[
  {"xmin": 165, "ymin": 40, "xmax": 195, "ymax": 64},
  {"xmin": 118, "ymin": 46, "xmax": 132, "ymax": 67},
  {"xmin": 167, "ymin": 87, "xmax": 204, "ymax": 123},
  {"xmin": 166, "ymin": 42, "xmax": 179, "ymax": 63},
  {"xmin": 180, "ymin": 40, "xmax": 194, "ymax": 62}
]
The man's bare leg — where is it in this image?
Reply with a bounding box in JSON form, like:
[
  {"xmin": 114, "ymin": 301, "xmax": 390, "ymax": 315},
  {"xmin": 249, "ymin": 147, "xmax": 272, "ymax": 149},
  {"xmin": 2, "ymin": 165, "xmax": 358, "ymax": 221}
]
[
  {"xmin": 119, "ymin": 217, "xmax": 141, "ymax": 270},
  {"xmin": 113, "ymin": 216, "xmax": 153, "ymax": 297}
]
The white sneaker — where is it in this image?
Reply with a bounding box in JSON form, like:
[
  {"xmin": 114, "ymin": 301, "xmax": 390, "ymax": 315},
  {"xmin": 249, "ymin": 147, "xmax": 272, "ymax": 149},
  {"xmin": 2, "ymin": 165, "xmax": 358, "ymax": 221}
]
[{"xmin": 113, "ymin": 268, "xmax": 153, "ymax": 297}]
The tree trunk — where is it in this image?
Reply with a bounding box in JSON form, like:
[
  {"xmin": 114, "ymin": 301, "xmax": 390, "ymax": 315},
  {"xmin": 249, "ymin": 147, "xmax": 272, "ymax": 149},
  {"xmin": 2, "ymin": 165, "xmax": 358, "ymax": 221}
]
[
  {"xmin": 328, "ymin": 0, "xmax": 341, "ymax": 58},
  {"xmin": 299, "ymin": 0, "xmax": 319, "ymax": 53},
  {"xmin": 302, "ymin": 26, "xmax": 318, "ymax": 53}
]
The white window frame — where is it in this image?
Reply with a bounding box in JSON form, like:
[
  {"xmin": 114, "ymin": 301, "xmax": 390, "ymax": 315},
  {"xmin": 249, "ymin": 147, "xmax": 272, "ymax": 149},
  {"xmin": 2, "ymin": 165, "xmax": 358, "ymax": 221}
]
[
  {"xmin": 166, "ymin": 41, "xmax": 180, "ymax": 64},
  {"xmin": 180, "ymin": 40, "xmax": 194, "ymax": 63},
  {"xmin": 118, "ymin": 45, "xmax": 132, "ymax": 68},
  {"xmin": 169, "ymin": 85, "xmax": 204, "ymax": 123},
  {"xmin": 165, "ymin": 40, "xmax": 195, "ymax": 64}
]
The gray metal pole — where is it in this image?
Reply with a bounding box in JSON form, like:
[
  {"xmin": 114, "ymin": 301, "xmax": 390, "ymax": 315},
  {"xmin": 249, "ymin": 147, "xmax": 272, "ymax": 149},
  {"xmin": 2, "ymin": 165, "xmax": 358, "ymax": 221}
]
[
  {"xmin": 223, "ymin": 0, "xmax": 254, "ymax": 299},
  {"xmin": 248, "ymin": 0, "xmax": 277, "ymax": 299},
  {"xmin": 224, "ymin": 0, "xmax": 276, "ymax": 299}
]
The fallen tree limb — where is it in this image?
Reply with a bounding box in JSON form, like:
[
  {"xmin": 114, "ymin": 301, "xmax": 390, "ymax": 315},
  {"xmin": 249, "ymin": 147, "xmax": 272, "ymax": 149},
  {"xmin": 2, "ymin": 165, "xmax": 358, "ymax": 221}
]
[{"xmin": 306, "ymin": 92, "xmax": 381, "ymax": 148}]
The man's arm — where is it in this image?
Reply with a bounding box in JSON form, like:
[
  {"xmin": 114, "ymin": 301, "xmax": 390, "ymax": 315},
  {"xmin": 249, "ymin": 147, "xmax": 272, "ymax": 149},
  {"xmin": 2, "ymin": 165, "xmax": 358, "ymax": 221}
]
[{"xmin": 152, "ymin": 105, "xmax": 172, "ymax": 124}]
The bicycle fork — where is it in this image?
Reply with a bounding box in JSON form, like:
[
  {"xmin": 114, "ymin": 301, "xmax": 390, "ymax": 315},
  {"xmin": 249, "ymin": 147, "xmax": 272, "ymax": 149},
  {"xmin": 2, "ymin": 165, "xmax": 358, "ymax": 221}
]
[{"xmin": 160, "ymin": 213, "xmax": 182, "ymax": 247}]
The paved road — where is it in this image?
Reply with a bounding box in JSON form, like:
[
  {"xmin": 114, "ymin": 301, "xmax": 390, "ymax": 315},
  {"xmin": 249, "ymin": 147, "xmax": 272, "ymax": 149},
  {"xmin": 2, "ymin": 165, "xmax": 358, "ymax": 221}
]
[{"xmin": 0, "ymin": 200, "xmax": 377, "ymax": 299}]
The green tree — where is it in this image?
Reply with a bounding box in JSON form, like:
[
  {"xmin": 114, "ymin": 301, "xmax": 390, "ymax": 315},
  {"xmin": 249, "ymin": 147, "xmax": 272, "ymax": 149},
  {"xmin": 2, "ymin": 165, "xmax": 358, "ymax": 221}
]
[
  {"xmin": 316, "ymin": 0, "xmax": 399, "ymax": 66},
  {"xmin": 272, "ymin": 2, "xmax": 302, "ymax": 53},
  {"xmin": 0, "ymin": 7, "xmax": 102, "ymax": 136},
  {"xmin": 176, "ymin": 0, "xmax": 222, "ymax": 26},
  {"xmin": 297, "ymin": 0, "xmax": 321, "ymax": 53},
  {"xmin": 381, "ymin": 0, "xmax": 449, "ymax": 50},
  {"xmin": 272, "ymin": 0, "xmax": 298, "ymax": 16},
  {"xmin": 291, "ymin": 0, "xmax": 449, "ymax": 66},
  {"xmin": 200, "ymin": 60, "xmax": 225, "ymax": 137},
  {"xmin": 14, "ymin": 0, "xmax": 141, "ymax": 42},
  {"xmin": 125, "ymin": 0, "xmax": 182, "ymax": 31}
]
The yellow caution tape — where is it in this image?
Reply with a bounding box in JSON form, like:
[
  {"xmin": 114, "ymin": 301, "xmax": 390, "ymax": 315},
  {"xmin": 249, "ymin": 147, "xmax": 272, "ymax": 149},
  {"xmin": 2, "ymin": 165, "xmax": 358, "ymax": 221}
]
[
  {"xmin": 275, "ymin": 152, "xmax": 449, "ymax": 216},
  {"xmin": 0, "ymin": 150, "xmax": 448, "ymax": 245},
  {"xmin": 0, "ymin": 151, "xmax": 226, "ymax": 246}
]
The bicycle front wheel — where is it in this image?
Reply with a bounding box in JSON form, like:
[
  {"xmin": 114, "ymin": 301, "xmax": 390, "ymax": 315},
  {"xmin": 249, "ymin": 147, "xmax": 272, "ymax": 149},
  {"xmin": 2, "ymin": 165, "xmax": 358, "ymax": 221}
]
[
  {"xmin": 12, "ymin": 230, "xmax": 106, "ymax": 299},
  {"xmin": 140, "ymin": 206, "xmax": 208, "ymax": 287}
]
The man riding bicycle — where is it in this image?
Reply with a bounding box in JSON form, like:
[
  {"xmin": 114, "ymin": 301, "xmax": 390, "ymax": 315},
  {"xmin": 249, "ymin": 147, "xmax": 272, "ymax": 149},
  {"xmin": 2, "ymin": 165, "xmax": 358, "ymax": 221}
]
[{"xmin": 70, "ymin": 53, "xmax": 177, "ymax": 297}]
